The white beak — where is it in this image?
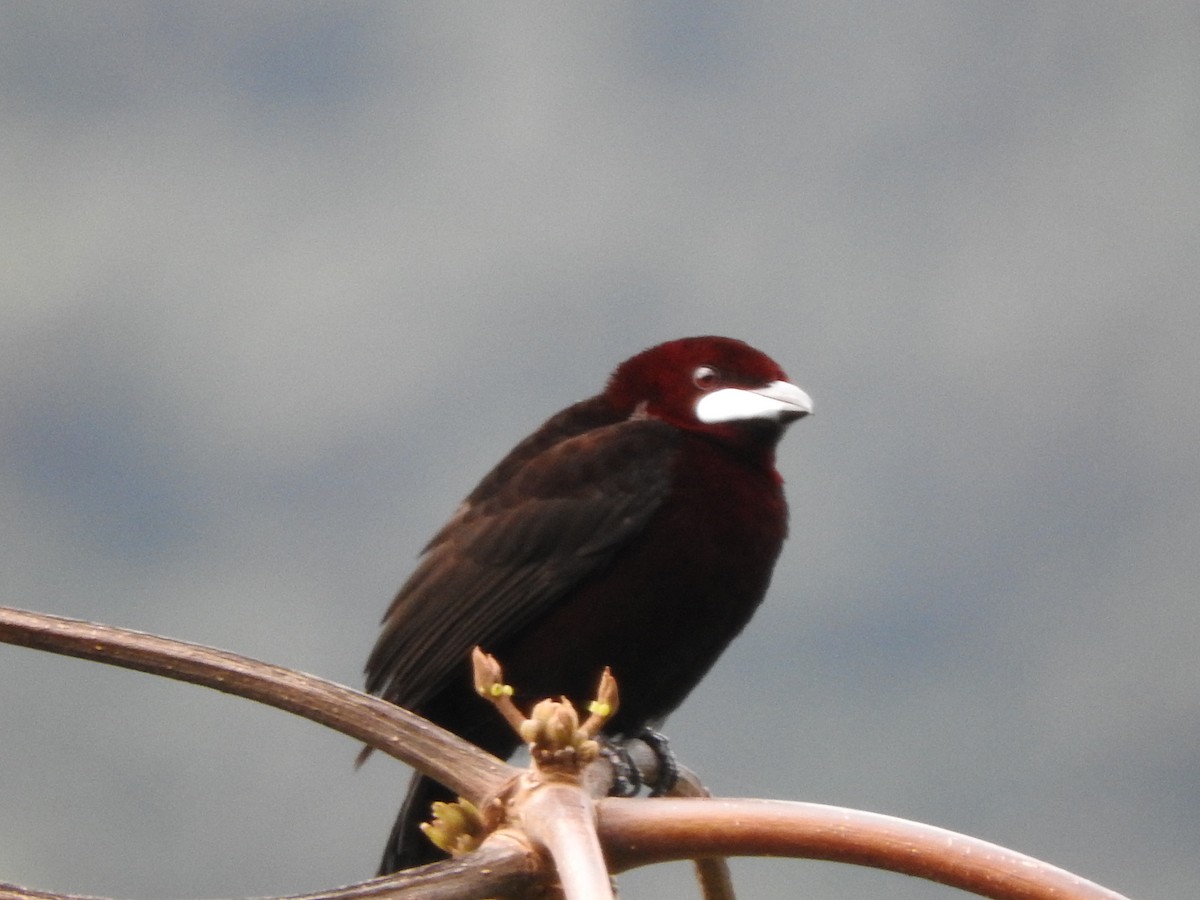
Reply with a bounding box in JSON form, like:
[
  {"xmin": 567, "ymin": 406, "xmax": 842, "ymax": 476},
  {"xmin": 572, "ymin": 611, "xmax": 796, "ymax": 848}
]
[{"xmin": 695, "ymin": 380, "xmax": 813, "ymax": 425}]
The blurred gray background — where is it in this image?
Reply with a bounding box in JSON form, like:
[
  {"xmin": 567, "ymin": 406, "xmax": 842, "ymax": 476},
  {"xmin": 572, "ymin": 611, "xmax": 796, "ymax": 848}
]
[{"xmin": 2, "ymin": 4, "xmax": 1197, "ymax": 898}]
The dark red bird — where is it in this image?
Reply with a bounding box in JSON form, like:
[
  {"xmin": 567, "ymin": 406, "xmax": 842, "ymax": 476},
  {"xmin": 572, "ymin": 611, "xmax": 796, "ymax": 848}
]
[{"xmin": 365, "ymin": 335, "xmax": 811, "ymax": 872}]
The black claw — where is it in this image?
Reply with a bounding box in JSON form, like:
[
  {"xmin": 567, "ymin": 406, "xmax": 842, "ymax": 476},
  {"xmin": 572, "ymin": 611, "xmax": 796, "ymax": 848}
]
[
  {"xmin": 635, "ymin": 728, "xmax": 680, "ymax": 797},
  {"xmin": 601, "ymin": 740, "xmax": 642, "ymax": 797}
]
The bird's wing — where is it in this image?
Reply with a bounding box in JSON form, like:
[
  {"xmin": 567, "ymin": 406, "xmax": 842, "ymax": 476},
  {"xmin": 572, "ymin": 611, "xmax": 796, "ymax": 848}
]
[{"xmin": 365, "ymin": 416, "xmax": 680, "ymax": 711}]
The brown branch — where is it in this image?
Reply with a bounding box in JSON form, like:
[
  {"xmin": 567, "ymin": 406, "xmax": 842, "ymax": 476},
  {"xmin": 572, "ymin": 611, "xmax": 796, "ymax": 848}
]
[
  {"xmin": 0, "ymin": 606, "xmax": 516, "ymax": 805},
  {"xmin": 518, "ymin": 783, "xmax": 612, "ymax": 900},
  {"xmin": 282, "ymin": 841, "xmax": 540, "ymax": 900},
  {"xmin": 597, "ymin": 797, "xmax": 1130, "ymax": 900},
  {"xmin": 668, "ymin": 766, "xmax": 736, "ymax": 900},
  {"xmin": 1, "ymin": 606, "xmax": 1132, "ymax": 900},
  {"xmin": 0, "ymin": 840, "xmax": 539, "ymax": 900},
  {"xmin": 617, "ymin": 744, "xmax": 735, "ymax": 900}
]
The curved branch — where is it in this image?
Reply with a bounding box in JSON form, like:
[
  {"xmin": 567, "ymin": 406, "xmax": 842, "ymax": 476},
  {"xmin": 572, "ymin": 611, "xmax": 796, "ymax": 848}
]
[
  {"xmin": 286, "ymin": 841, "xmax": 540, "ymax": 900},
  {"xmin": 0, "ymin": 840, "xmax": 539, "ymax": 900},
  {"xmin": 1, "ymin": 607, "xmax": 1132, "ymax": 900},
  {"xmin": 0, "ymin": 606, "xmax": 516, "ymax": 804},
  {"xmin": 598, "ymin": 797, "xmax": 1129, "ymax": 900}
]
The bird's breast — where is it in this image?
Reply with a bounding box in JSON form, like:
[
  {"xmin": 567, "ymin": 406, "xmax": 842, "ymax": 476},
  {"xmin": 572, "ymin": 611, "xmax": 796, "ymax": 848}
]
[{"xmin": 495, "ymin": 437, "xmax": 788, "ymax": 732}]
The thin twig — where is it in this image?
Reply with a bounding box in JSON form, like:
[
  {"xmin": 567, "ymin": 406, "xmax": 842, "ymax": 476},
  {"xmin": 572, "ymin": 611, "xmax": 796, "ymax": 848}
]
[{"xmin": 669, "ymin": 766, "xmax": 736, "ymax": 900}]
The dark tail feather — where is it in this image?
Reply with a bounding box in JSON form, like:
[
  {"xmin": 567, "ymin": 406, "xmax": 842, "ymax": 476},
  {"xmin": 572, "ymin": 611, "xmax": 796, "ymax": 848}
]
[{"xmin": 378, "ymin": 772, "xmax": 456, "ymax": 874}]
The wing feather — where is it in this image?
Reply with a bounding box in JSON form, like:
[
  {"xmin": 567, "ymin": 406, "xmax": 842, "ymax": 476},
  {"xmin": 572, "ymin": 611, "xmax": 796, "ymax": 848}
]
[{"xmin": 365, "ymin": 416, "xmax": 679, "ymax": 711}]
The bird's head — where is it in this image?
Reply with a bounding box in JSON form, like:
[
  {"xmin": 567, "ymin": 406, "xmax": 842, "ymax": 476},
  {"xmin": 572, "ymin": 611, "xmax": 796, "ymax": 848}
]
[{"xmin": 605, "ymin": 336, "xmax": 812, "ymax": 453}]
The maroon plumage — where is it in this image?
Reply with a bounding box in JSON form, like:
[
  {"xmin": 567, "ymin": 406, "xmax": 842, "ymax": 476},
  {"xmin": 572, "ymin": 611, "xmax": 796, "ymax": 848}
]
[{"xmin": 365, "ymin": 335, "xmax": 811, "ymax": 872}]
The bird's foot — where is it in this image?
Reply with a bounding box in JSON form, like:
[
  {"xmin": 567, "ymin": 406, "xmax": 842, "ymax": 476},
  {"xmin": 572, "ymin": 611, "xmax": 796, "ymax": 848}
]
[
  {"xmin": 600, "ymin": 739, "xmax": 642, "ymax": 797},
  {"xmin": 635, "ymin": 728, "xmax": 679, "ymax": 796},
  {"xmin": 600, "ymin": 729, "xmax": 680, "ymax": 797}
]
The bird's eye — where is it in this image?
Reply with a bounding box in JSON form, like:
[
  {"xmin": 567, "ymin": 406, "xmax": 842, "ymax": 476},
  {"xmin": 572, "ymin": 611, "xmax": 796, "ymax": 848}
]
[{"xmin": 693, "ymin": 366, "xmax": 720, "ymax": 389}]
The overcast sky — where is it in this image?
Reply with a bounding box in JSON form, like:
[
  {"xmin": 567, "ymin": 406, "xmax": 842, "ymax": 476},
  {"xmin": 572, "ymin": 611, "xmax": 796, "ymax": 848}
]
[{"xmin": 2, "ymin": 5, "xmax": 1198, "ymax": 899}]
